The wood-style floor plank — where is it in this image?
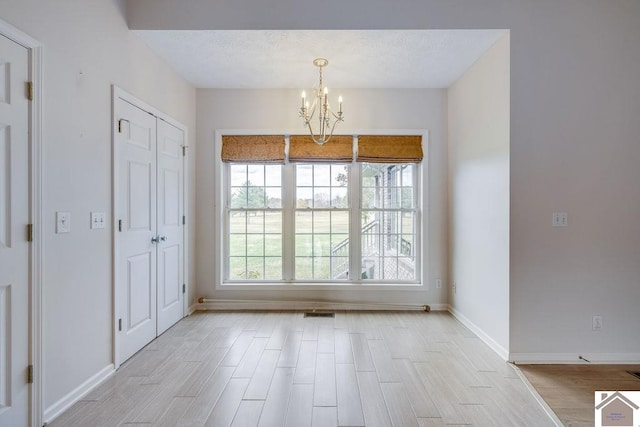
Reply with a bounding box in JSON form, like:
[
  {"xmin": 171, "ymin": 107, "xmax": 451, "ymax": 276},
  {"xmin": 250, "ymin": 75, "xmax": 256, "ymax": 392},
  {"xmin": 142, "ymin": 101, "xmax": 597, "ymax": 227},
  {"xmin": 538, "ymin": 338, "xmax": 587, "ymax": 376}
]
[
  {"xmin": 257, "ymin": 367, "xmax": 295, "ymax": 427},
  {"xmin": 314, "ymin": 353, "xmax": 337, "ymax": 406},
  {"xmin": 243, "ymin": 349, "xmax": 280, "ymax": 400},
  {"xmin": 231, "ymin": 400, "xmax": 264, "ymax": 427},
  {"xmin": 335, "ymin": 363, "xmax": 365, "ymax": 427},
  {"xmin": 204, "ymin": 378, "xmax": 249, "ymax": 427},
  {"xmin": 284, "ymin": 383, "xmax": 314, "ymax": 427},
  {"xmin": 311, "ymin": 406, "xmax": 338, "ymax": 427}
]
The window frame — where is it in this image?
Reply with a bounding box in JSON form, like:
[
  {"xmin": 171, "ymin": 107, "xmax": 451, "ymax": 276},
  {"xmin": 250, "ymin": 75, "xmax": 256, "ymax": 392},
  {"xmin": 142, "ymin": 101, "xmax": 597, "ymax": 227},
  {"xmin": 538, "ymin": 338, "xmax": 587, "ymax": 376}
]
[{"xmin": 215, "ymin": 130, "xmax": 428, "ymax": 290}]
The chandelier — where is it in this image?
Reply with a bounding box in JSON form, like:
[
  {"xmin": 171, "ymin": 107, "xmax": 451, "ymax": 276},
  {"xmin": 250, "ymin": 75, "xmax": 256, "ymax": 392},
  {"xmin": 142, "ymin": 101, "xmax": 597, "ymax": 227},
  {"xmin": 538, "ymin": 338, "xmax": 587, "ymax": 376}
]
[{"xmin": 299, "ymin": 58, "xmax": 344, "ymax": 146}]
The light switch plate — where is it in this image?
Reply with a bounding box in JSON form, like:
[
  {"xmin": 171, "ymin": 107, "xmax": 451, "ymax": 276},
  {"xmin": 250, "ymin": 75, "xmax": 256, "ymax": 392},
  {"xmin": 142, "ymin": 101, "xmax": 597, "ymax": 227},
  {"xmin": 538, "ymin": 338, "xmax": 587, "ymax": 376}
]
[
  {"xmin": 91, "ymin": 212, "xmax": 106, "ymax": 229},
  {"xmin": 56, "ymin": 211, "xmax": 71, "ymax": 233}
]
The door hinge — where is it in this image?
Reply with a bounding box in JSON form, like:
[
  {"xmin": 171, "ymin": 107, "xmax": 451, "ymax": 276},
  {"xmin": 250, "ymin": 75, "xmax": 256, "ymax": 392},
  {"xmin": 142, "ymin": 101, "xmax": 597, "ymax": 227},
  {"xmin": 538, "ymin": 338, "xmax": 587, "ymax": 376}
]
[
  {"xmin": 182, "ymin": 146, "xmax": 186, "ymax": 157},
  {"xmin": 182, "ymin": 284, "xmax": 186, "ymax": 294},
  {"xmin": 26, "ymin": 81, "xmax": 33, "ymax": 101},
  {"xmin": 26, "ymin": 224, "xmax": 33, "ymax": 242},
  {"xmin": 118, "ymin": 318, "xmax": 122, "ymax": 332},
  {"xmin": 182, "ymin": 215, "xmax": 186, "ymax": 225},
  {"xmin": 27, "ymin": 365, "xmax": 33, "ymax": 384},
  {"xmin": 118, "ymin": 119, "xmax": 129, "ymax": 133},
  {"xmin": 118, "ymin": 219, "xmax": 122, "ymax": 232}
]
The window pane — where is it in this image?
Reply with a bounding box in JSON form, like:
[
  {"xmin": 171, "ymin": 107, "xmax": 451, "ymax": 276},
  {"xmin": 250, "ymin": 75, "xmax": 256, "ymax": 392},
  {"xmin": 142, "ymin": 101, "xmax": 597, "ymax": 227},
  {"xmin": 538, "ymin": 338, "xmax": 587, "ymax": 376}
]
[
  {"xmin": 296, "ymin": 164, "xmax": 313, "ymax": 186},
  {"xmin": 295, "ymin": 257, "xmax": 313, "ymax": 280},
  {"xmin": 314, "ymin": 235, "xmax": 331, "ymax": 256},
  {"xmin": 230, "ymin": 165, "xmax": 247, "ymax": 186},
  {"xmin": 264, "ymin": 212, "xmax": 282, "ymax": 233},
  {"xmin": 296, "ymin": 234, "xmax": 312, "ymax": 256},
  {"xmin": 295, "ymin": 211, "xmax": 312, "ymax": 233},
  {"xmin": 314, "ymin": 187, "xmax": 331, "ymax": 208},
  {"xmin": 248, "ymin": 164, "xmax": 264, "ymax": 186},
  {"xmin": 313, "ymin": 211, "xmax": 330, "ymax": 233},
  {"xmin": 246, "ymin": 212, "xmax": 264, "ymax": 233},
  {"xmin": 331, "ymin": 165, "xmax": 349, "ymax": 187},
  {"xmin": 246, "ymin": 257, "xmax": 264, "ymax": 279},
  {"xmin": 332, "ymin": 211, "xmax": 349, "ymax": 234},
  {"xmin": 229, "ymin": 235, "xmax": 246, "ymax": 256},
  {"xmin": 264, "ymin": 235, "xmax": 282, "ymax": 256},
  {"xmin": 229, "ymin": 257, "xmax": 246, "ymax": 280},
  {"xmin": 332, "ymin": 187, "xmax": 348, "ymax": 208},
  {"xmin": 297, "ymin": 188, "xmax": 312, "ymax": 208},
  {"xmin": 246, "ymin": 234, "xmax": 264, "ymax": 256},
  {"xmin": 314, "ymin": 164, "xmax": 330, "ymax": 186},
  {"xmin": 314, "ymin": 257, "xmax": 330, "ymax": 279},
  {"xmin": 229, "ymin": 211, "xmax": 246, "ymax": 234},
  {"xmin": 266, "ymin": 187, "xmax": 282, "ymax": 208},
  {"xmin": 265, "ymin": 165, "xmax": 282, "ymax": 186},
  {"xmin": 264, "ymin": 258, "xmax": 282, "ymax": 280}
]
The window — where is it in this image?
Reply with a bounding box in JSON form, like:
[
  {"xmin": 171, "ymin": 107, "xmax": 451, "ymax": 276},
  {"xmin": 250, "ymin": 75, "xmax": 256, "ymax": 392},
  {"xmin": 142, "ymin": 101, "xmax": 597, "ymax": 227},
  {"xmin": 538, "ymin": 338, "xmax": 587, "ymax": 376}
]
[
  {"xmin": 222, "ymin": 135, "xmax": 422, "ymax": 285},
  {"xmin": 228, "ymin": 164, "xmax": 283, "ymax": 280}
]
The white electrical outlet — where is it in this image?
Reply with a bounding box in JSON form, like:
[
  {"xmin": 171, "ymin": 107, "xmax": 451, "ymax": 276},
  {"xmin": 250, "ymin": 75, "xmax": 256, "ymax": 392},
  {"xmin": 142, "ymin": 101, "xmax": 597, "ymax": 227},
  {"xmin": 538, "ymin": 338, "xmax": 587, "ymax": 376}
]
[
  {"xmin": 592, "ymin": 315, "xmax": 602, "ymax": 331},
  {"xmin": 56, "ymin": 211, "xmax": 71, "ymax": 233},
  {"xmin": 435, "ymin": 279, "xmax": 442, "ymax": 289},
  {"xmin": 552, "ymin": 212, "xmax": 568, "ymax": 227},
  {"xmin": 91, "ymin": 212, "xmax": 106, "ymax": 229}
]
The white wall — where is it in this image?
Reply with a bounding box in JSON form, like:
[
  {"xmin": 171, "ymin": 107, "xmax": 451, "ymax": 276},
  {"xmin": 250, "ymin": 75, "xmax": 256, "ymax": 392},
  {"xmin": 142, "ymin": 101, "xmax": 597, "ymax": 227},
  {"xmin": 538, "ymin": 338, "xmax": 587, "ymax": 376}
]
[
  {"xmin": 0, "ymin": 0, "xmax": 196, "ymax": 411},
  {"xmin": 196, "ymin": 89, "xmax": 448, "ymax": 306},
  {"xmin": 448, "ymin": 34, "xmax": 510, "ymax": 357},
  {"xmin": 132, "ymin": 0, "xmax": 640, "ymax": 362}
]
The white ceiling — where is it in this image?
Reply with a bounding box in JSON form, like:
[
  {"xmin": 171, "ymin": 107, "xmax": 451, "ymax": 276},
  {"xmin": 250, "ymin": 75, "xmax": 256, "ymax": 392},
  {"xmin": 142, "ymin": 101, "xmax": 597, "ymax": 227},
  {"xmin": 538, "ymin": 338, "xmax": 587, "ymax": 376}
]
[{"xmin": 134, "ymin": 29, "xmax": 507, "ymax": 89}]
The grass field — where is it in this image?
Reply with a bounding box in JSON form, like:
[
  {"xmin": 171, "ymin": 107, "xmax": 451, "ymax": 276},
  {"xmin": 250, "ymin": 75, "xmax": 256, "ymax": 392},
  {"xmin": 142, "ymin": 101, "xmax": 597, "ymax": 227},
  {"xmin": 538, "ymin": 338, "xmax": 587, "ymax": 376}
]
[{"xmin": 228, "ymin": 210, "xmax": 415, "ymax": 280}]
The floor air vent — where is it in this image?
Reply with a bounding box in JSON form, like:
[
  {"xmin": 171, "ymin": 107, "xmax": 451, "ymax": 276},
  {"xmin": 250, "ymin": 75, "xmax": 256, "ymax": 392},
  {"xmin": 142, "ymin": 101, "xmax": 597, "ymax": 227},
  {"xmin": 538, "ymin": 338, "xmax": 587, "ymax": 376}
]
[
  {"xmin": 628, "ymin": 371, "xmax": 640, "ymax": 380},
  {"xmin": 304, "ymin": 312, "xmax": 335, "ymax": 318}
]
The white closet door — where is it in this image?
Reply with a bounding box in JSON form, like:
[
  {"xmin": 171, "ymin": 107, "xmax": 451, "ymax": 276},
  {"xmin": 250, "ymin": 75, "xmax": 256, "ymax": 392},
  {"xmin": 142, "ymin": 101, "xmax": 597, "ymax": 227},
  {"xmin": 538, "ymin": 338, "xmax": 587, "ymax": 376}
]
[
  {"xmin": 0, "ymin": 34, "xmax": 30, "ymax": 427},
  {"xmin": 156, "ymin": 119, "xmax": 184, "ymax": 334},
  {"xmin": 116, "ymin": 99, "xmax": 158, "ymax": 363}
]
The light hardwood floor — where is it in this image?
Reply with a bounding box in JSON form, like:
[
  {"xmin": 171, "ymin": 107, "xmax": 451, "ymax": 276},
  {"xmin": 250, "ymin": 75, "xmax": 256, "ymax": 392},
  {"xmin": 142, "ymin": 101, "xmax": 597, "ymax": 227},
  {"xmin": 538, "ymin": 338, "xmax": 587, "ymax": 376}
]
[
  {"xmin": 519, "ymin": 364, "xmax": 640, "ymax": 427},
  {"xmin": 50, "ymin": 311, "xmax": 557, "ymax": 426}
]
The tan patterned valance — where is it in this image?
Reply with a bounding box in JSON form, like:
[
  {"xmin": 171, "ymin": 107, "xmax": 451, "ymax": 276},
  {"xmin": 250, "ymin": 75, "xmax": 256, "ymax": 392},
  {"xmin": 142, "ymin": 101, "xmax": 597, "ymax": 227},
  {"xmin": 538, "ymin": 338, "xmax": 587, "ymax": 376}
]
[
  {"xmin": 221, "ymin": 135, "xmax": 285, "ymax": 163},
  {"xmin": 356, "ymin": 135, "xmax": 423, "ymax": 163},
  {"xmin": 289, "ymin": 135, "xmax": 353, "ymax": 162}
]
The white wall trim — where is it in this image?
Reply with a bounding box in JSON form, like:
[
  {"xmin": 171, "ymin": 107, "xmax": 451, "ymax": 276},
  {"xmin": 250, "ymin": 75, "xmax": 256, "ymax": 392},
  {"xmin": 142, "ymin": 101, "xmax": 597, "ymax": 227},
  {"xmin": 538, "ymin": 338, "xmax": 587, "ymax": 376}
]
[
  {"xmin": 43, "ymin": 364, "xmax": 115, "ymax": 424},
  {"xmin": 510, "ymin": 353, "xmax": 640, "ymax": 365},
  {"xmin": 195, "ymin": 300, "xmax": 448, "ymax": 312},
  {"xmin": 0, "ymin": 18, "xmax": 44, "ymax": 427},
  {"xmin": 448, "ymin": 305, "xmax": 509, "ymax": 361}
]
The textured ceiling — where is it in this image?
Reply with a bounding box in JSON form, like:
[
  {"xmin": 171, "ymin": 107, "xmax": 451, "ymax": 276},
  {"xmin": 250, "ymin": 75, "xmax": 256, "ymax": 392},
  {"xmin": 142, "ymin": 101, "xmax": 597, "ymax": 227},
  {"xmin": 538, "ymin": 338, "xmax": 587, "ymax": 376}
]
[{"xmin": 134, "ymin": 30, "xmax": 507, "ymax": 89}]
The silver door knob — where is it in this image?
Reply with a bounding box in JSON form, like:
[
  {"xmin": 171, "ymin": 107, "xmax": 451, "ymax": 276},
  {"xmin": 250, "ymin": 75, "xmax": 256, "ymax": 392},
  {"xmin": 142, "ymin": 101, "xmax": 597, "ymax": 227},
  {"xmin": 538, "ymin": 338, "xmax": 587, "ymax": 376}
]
[
  {"xmin": 160, "ymin": 236, "xmax": 167, "ymax": 242},
  {"xmin": 151, "ymin": 236, "xmax": 159, "ymax": 244}
]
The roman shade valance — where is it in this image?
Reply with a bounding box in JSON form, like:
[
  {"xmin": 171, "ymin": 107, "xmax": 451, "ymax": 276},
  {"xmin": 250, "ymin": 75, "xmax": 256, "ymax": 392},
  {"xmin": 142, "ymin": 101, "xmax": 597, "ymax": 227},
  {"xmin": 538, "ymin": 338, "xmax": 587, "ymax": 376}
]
[
  {"xmin": 356, "ymin": 135, "xmax": 423, "ymax": 163},
  {"xmin": 289, "ymin": 135, "xmax": 353, "ymax": 162},
  {"xmin": 221, "ymin": 135, "xmax": 285, "ymax": 163}
]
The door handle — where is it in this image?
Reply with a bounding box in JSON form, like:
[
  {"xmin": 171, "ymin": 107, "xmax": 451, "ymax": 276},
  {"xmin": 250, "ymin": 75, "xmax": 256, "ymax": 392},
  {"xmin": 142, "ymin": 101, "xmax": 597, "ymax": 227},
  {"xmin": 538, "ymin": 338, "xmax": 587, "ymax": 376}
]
[
  {"xmin": 160, "ymin": 236, "xmax": 167, "ymax": 242},
  {"xmin": 151, "ymin": 236, "xmax": 159, "ymax": 244}
]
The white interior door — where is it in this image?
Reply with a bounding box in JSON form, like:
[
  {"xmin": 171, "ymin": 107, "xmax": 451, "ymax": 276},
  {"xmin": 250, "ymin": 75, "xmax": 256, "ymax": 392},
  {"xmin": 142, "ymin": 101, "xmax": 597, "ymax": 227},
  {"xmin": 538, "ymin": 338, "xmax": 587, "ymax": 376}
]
[
  {"xmin": 116, "ymin": 99, "xmax": 158, "ymax": 363},
  {"xmin": 0, "ymin": 35, "xmax": 30, "ymax": 427},
  {"xmin": 156, "ymin": 119, "xmax": 184, "ymax": 334}
]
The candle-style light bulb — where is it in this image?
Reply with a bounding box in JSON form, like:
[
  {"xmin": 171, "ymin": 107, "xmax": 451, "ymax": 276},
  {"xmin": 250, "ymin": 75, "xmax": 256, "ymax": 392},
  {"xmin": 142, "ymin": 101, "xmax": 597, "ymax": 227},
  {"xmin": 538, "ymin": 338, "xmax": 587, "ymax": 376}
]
[
  {"xmin": 301, "ymin": 91, "xmax": 306, "ymax": 109},
  {"xmin": 338, "ymin": 96, "xmax": 343, "ymax": 113}
]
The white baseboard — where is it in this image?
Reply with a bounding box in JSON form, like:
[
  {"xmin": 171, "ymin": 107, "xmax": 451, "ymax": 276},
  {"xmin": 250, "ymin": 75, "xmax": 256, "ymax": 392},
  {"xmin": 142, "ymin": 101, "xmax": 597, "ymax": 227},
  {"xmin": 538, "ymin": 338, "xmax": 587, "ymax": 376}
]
[
  {"xmin": 195, "ymin": 300, "xmax": 448, "ymax": 312},
  {"xmin": 187, "ymin": 303, "xmax": 198, "ymax": 315},
  {"xmin": 447, "ymin": 305, "xmax": 509, "ymax": 361},
  {"xmin": 44, "ymin": 364, "xmax": 115, "ymax": 424},
  {"xmin": 510, "ymin": 353, "xmax": 640, "ymax": 364}
]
